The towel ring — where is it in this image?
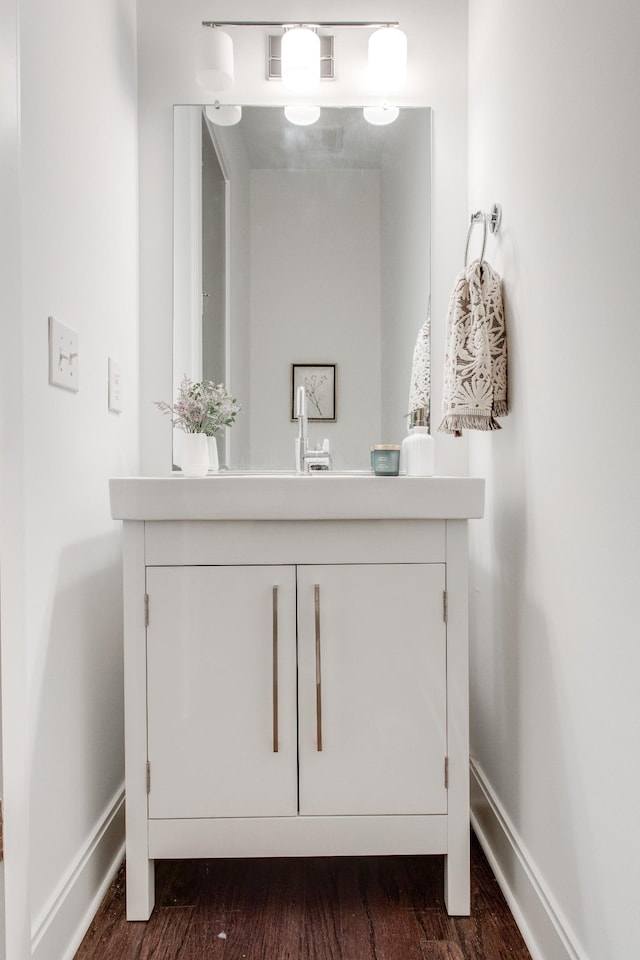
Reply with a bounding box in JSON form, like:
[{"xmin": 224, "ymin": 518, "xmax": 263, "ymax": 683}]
[{"xmin": 464, "ymin": 203, "xmax": 502, "ymax": 267}]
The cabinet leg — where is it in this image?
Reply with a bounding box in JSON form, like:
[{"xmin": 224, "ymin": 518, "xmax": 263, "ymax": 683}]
[
  {"xmin": 444, "ymin": 841, "xmax": 470, "ymax": 916},
  {"xmin": 126, "ymin": 855, "xmax": 155, "ymax": 921}
]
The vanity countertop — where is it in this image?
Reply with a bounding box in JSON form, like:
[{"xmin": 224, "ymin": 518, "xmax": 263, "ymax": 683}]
[{"xmin": 109, "ymin": 475, "xmax": 485, "ymax": 522}]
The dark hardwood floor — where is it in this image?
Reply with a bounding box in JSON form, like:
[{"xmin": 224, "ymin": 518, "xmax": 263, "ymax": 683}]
[{"xmin": 74, "ymin": 833, "xmax": 531, "ymax": 960}]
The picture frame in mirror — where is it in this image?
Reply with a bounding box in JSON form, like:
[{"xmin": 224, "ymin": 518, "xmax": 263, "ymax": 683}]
[{"xmin": 291, "ymin": 363, "xmax": 336, "ymax": 422}]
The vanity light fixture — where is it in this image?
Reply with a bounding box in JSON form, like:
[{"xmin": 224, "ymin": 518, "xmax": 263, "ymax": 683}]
[
  {"xmin": 196, "ymin": 27, "xmax": 234, "ymax": 92},
  {"xmin": 200, "ymin": 21, "xmax": 406, "ymax": 92},
  {"xmin": 205, "ymin": 102, "xmax": 242, "ymax": 127},
  {"xmin": 284, "ymin": 104, "xmax": 321, "ymax": 126},
  {"xmin": 363, "ymin": 104, "xmax": 400, "ymax": 126},
  {"xmin": 367, "ymin": 26, "xmax": 407, "ymax": 91}
]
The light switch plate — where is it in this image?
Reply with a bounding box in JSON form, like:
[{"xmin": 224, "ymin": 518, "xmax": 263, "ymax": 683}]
[
  {"xmin": 48, "ymin": 315, "xmax": 79, "ymax": 392},
  {"xmin": 108, "ymin": 357, "xmax": 123, "ymax": 413}
]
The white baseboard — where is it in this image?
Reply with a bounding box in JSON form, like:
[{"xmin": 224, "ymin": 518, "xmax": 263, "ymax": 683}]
[
  {"xmin": 470, "ymin": 757, "xmax": 587, "ymax": 960},
  {"xmin": 31, "ymin": 784, "xmax": 125, "ymax": 960}
]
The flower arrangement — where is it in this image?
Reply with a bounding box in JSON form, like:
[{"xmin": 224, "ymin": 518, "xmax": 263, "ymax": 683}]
[{"xmin": 155, "ymin": 375, "xmax": 241, "ymax": 436}]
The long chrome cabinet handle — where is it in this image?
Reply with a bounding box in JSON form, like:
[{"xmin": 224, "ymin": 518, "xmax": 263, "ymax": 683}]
[
  {"xmin": 314, "ymin": 584, "xmax": 323, "ymax": 751},
  {"xmin": 272, "ymin": 585, "xmax": 279, "ymax": 753}
]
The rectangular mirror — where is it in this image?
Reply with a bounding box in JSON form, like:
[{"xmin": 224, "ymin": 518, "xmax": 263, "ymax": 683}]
[{"xmin": 173, "ymin": 105, "xmax": 431, "ymax": 472}]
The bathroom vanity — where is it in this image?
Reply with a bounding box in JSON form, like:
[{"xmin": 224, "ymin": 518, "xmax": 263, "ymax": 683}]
[{"xmin": 110, "ymin": 475, "xmax": 484, "ymax": 920}]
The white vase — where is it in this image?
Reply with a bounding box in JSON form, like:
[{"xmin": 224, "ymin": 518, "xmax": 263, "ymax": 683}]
[
  {"xmin": 207, "ymin": 436, "xmax": 220, "ymax": 474},
  {"xmin": 181, "ymin": 433, "xmax": 209, "ymax": 478}
]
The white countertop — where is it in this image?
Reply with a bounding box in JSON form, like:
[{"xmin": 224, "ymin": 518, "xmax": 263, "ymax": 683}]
[{"xmin": 109, "ymin": 475, "xmax": 485, "ymax": 521}]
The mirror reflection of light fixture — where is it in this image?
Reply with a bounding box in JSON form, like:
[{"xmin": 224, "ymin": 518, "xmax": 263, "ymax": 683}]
[
  {"xmin": 284, "ymin": 104, "xmax": 321, "ymax": 126},
  {"xmin": 368, "ymin": 26, "xmax": 407, "ymax": 91},
  {"xmin": 281, "ymin": 26, "xmax": 321, "ymax": 93},
  {"xmin": 197, "ymin": 27, "xmax": 234, "ymax": 91},
  {"xmin": 363, "ymin": 105, "xmax": 400, "ymax": 126},
  {"xmin": 205, "ymin": 102, "xmax": 242, "ymax": 127}
]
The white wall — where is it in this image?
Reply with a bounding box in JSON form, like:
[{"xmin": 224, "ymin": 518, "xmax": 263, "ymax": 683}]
[
  {"xmin": 0, "ymin": 1, "xmax": 139, "ymax": 958},
  {"xmin": 137, "ymin": 0, "xmax": 469, "ymax": 479},
  {"xmin": 250, "ymin": 169, "xmax": 381, "ymax": 471},
  {"xmin": 467, "ymin": 2, "xmax": 640, "ymax": 959}
]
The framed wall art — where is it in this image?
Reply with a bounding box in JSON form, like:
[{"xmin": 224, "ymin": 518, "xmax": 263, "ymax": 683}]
[{"xmin": 291, "ymin": 363, "xmax": 337, "ymax": 422}]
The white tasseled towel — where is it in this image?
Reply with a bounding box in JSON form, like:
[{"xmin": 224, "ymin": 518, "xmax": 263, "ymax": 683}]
[
  {"xmin": 408, "ymin": 300, "xmax": 431, "ymax": 429},
  {"xmin": 438, "ymin": 258, "xmax": 508, "ymax": 435}
]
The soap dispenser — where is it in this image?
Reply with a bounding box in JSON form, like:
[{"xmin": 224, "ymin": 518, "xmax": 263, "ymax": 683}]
[{"xmin": 401, "ymin": 407, "xmax": 435, "ymax": 476}]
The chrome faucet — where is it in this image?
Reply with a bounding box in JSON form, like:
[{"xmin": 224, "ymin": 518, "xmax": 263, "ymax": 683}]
[
  {"xmin": 294, "ymin": 386, "xmax": 332, "ymax": 473},
  {"xmin": 294, "ymin": 385, "xmax": 308, "ymax": 474}
]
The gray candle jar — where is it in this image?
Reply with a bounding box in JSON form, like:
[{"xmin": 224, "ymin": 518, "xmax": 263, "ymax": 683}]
[{"xmin": 370, "ymin": 444, "xmax": 401, "ymax": 476}]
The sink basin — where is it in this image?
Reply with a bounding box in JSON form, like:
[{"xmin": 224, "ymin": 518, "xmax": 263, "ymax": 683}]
[{"xmin": 109, "ymin": 475, "xmax": 485, "ymax": 521}]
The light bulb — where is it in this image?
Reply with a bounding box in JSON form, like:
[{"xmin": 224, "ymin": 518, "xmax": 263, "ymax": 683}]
[
  {"xmin": 368, "ymin": 27, "xmax": 407, "ymax": 92},
  {"xmin": 284, "ymin": 104, "xmax": 320, "ymax": 126},
  {"xmin": 206, "ymin": 103, "xmax": 242, "ymax": 127},
  {"xmin": 363, "ymin": 105, "xmax": 400, "ymax": 126},
  {"xmin": 281, "ymin": 27, "xmax": 321, "ymax": 93},
  {"xmin": 196, "ymin": 28, "xmax": 234, "ymax": 92}
]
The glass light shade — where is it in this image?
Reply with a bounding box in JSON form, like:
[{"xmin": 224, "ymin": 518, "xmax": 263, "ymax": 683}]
[
  {"xmin": 368, "ymin": 27, "xmax": 407, "ymax": 91},
  {"xmin": 284, "ymin": 104, "xmax": 321, "ymax": 126},
  {"xmin": 205, "ymin": 103, "xmax": 242, "ymax": 127},
  {"xmin": 196, "ymin": 28, "xmax": 234, "ymax": 92},
  {"xmin": 363, "ymin": 105, "xmax": 400, "ymax": 126},
  {"xmin": 281, "ymin": 27, "xmax": 321, "ymax": 93}
]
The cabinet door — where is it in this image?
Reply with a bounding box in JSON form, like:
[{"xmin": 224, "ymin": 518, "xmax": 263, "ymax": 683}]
[
  {"xmin": 297, "ymin": 563, "xmax": 447, "ymax": 816},
  {"xmin": 146, "ymin": 565, "xmax": 297, "ymax": 819}
]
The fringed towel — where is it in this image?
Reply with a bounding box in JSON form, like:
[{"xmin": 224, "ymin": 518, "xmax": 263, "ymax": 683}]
[
  {"xmin": 438, "ymin": 259, "xmax": 508, "ymax": 435},
  {"xmin": 408, "ymin": 299, "xmax": 431, "ymax": 430}
]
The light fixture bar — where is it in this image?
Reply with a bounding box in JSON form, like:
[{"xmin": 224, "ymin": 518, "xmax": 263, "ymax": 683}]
[{"xmin": 202, "ymin": 21, "xmax": 400, "ymax": 29}]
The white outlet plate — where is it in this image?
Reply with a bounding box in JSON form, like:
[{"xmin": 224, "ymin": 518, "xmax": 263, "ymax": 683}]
[
  {"xmin": 108, "ymin": 357, "xmax": 123, "ymax": 413},
  {"xmin": 48, "ymin": 315, "xmax": 79, "ymax": 392}
]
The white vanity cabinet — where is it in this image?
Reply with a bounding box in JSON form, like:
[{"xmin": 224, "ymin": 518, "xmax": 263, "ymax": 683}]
[
  {"xmin": 145, "ymin": 562, "xmax": 447, "ymax": 823},
  {"xmin": 110, "ymin": 476, "xmax": 484, "ymax": 924}
]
